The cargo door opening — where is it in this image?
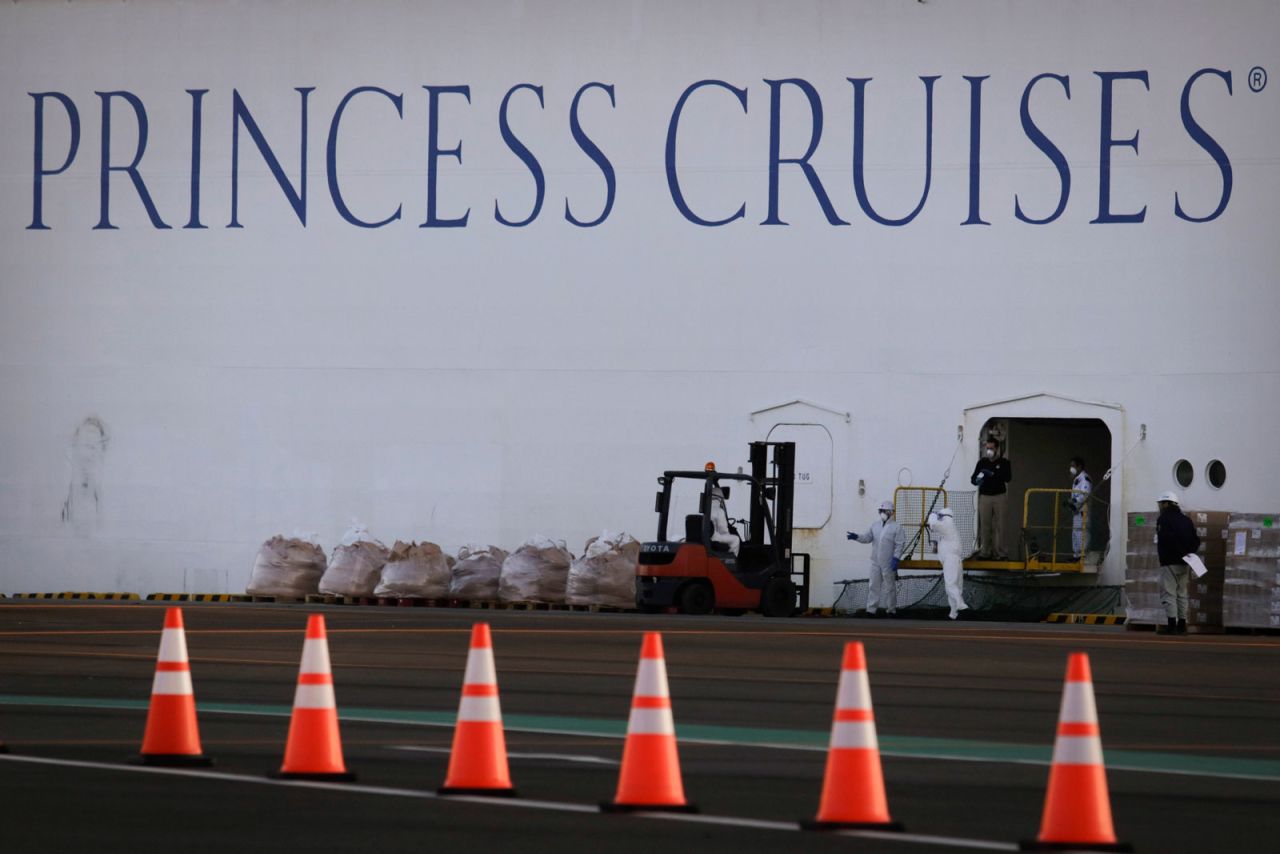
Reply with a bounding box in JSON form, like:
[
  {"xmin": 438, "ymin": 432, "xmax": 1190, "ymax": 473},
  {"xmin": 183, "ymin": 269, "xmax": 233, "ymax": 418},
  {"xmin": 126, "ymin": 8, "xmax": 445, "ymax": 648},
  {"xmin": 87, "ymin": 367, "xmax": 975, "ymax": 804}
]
[{"xmin": 982, "ymin": 417, "xmax": 1113, "ymax": 569}]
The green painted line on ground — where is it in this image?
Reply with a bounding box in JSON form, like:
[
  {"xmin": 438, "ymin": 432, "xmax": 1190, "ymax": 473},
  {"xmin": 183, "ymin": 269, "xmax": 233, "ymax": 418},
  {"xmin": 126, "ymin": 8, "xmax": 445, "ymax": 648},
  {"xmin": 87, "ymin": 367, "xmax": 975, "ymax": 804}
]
[{"xmin": 3, "ymin": 693, "xmax": 1278, "ymax": 781}]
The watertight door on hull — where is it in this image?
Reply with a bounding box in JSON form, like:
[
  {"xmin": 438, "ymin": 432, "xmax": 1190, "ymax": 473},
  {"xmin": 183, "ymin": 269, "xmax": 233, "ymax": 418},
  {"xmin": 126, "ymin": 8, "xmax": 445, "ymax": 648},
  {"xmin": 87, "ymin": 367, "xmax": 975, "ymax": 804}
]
[{"xmin": 766, "ymin": 424, "xmax": 832, "ymax": 529}]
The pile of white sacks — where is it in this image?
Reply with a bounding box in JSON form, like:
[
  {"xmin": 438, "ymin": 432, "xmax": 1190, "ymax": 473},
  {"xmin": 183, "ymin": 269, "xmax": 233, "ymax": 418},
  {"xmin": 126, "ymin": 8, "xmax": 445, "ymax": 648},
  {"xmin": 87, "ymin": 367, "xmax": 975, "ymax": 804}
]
[{"xmin": 246, "ymin": 523, "xmax": 640, "ymax": 608}]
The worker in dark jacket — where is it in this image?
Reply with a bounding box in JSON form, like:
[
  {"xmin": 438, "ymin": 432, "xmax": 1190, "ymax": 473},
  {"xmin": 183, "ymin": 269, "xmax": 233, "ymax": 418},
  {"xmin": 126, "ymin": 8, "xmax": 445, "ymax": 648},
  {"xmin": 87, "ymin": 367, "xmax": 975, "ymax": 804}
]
[
  {"xmin": 970, "ymin": 437, "xmax": 1012, "ymax": 559},
  {"xmin": 1155, "ymin": 491, "xmax": 1201, "ymax": 635}
]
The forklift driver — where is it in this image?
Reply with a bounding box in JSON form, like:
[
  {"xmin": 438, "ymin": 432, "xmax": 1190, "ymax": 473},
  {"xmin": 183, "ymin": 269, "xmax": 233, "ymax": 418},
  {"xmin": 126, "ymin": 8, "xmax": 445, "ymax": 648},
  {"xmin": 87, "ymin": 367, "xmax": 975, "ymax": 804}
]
[{"xmin": 706, "ymin": 463, "xmax": 741, "ymax": 556}]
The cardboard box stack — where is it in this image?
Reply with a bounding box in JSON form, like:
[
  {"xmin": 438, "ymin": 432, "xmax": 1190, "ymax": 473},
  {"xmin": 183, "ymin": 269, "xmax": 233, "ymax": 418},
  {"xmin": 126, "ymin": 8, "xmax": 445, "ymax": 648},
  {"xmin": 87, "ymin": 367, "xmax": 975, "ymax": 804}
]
[
  {"xmin": 1124, "ymin": 512, "xmax": 1163, "ymax": 626},
  {"xmin": 1188, "ymin": 511, "xmax": 1230, "ymax": 632},
  {"xmin": 1224, "ymin": 513, "xmax": 1280, "ymax": 629}
]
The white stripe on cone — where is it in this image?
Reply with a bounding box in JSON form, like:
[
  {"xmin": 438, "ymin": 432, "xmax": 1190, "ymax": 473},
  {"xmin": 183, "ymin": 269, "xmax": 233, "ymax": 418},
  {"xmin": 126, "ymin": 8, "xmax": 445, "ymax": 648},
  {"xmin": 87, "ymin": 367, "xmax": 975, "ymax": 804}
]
[
  {"xmin": 156, "ymin": 628, "xmax": 189, "ymax": 664},
  {"xmin": 462, "ymin": 648, "xmax": 498, "ymax": 685},
  {"xmin": 633, "ymin": 659, "xmax": 670, "ymax": 698},
  {"xmin": 835, "ymin": 670, "xmax": 872, "ymax": 710},
  {"xmin": 292, "ymin": 684, "xmax": 337, "ymax": 709},
  {"xmin": 299, "ymin": 638, "xmax": 332, "ymax": 675},
  {"xmin": 457, "ymin": 696, "xmax": 503, "ymax": 722},
  {"xmin": 1059, "ymin": 683, "xmax": 1099, "ymax": 723},
  {"xmin": 626, "ymin": 707, "xmax": 676, "ymax": 736},
  {"xmin": 830, "ymin": 721, "xmax": 880, "ymax": 750},
  {"xmin": 1052, "ymin": 735, "xmax": 1106, "ymax": 766},
  {"xmin": 151, "ymin": 671, "xmax": 194, "ymax": 696}
]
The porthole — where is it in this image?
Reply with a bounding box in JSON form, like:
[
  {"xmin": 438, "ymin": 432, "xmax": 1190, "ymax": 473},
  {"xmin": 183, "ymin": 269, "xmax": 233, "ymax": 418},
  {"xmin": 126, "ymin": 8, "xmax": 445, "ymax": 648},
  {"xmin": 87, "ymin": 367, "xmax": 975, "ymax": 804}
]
[
  {"xmin": 1206, "ymin": 459, "xmax": 1226, "ymax": 489},
  {"xmin": 1173, "ymin": 459, "xmax": 1194, "ymax": 488}
]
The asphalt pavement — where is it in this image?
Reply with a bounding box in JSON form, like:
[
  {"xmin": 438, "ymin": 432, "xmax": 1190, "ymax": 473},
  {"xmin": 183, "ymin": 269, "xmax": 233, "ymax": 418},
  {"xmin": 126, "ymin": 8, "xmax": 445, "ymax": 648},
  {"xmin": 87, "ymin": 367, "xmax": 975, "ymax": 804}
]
[{"xmin": 1, "ymin": 603, "xmax": 1278, "ymax": 853}]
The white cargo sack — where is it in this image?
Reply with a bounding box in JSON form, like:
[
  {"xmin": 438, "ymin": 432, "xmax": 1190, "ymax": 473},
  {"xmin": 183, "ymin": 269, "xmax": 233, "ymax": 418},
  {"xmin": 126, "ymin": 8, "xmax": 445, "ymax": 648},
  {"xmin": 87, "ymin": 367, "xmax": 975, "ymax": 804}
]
[
  {"xmin": 566, "ymin": 530, "xmax": 641, "ymax": 608},
  {"xmin": 499, "ymin": 536, "xmax": 573, "ymax": 604},
  {"xmin": 450, "ymin": 545, "xmax": 508, "ymax": 600},
  {"xmin": 374, "ymin": 541, "xmax": 452, "ymax": 599},
  {"xmin": 319, "ymin": 522, "xmax": 389, "ymax": 597},
  {"xmin": 246, "ymin": 535, "xmax": 327, "ymax": 597}
]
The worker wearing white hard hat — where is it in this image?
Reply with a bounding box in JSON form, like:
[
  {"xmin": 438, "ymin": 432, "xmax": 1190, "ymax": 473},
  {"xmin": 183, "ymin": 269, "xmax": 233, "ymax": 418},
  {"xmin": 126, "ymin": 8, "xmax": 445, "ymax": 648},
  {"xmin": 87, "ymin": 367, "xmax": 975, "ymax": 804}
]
[
  {"xmin": 927, "ymin": 506, "xmax": 969, "ymax": 619},
  {"xmin": 847, "ymin": 500, "xmax": 906, "ymax": 616},
  {"xmin": 1155, "ymin": 491, "xmax": 1200, "ymax": 635}
]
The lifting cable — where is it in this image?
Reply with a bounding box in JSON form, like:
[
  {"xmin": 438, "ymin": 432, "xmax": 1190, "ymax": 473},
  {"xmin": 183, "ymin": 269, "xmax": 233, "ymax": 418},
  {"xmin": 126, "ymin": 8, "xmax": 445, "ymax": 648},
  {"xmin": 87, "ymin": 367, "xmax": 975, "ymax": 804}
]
[
  {"xmin": 899, "ymin": 430, "xmax": 965, "ymax": 560},
  {"xmin": 1101, "ymin": 424, "xmax": 1146, "ymax": 483}
]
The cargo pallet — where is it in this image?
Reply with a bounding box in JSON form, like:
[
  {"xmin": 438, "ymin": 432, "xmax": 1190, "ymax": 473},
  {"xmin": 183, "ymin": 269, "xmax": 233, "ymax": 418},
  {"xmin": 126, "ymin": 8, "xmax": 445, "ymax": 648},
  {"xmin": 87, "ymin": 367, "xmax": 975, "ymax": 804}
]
[
  {"xmin": 1126, "ymin": 622, "xmax": 1278, "ymax": 636},
  {"xmin": 2, "ymin": 594, "xmax": 896, "ymax": 620}
]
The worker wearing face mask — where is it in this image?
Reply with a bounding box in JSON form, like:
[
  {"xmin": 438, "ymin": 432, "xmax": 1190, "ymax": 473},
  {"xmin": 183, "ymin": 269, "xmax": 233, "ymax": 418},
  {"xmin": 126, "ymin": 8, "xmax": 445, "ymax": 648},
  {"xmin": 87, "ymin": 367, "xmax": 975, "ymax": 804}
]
[
  {"xmin": 1067, "ymin": 456, "xmax": 1092, "ymax": 561},
  {"xmin": 927, "ymin": 506, "xmax": 969, "ymax": 619},
  {"xmin": 970, "ymin": 437, "xmax": 1012, "ymax": 560},
  {"xmin": 846, "ymin": 500, "xmax": 906, "ymax": 616}
]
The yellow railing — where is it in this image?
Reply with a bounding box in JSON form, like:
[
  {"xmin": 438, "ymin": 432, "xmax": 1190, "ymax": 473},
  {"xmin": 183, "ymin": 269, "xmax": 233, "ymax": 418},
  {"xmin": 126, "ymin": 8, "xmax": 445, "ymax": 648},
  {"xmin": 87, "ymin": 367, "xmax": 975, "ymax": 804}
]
[
  {"xmin": 1021, "ymin": 488, "xmax": 1089, "ymax": 571},
  {"xmin": 891, "ymin": 485, "xmax": 1093, "ymax": 572},
  {"xmin": 893, "ymin": 486, "xmax": 948, "ymax": 562}
]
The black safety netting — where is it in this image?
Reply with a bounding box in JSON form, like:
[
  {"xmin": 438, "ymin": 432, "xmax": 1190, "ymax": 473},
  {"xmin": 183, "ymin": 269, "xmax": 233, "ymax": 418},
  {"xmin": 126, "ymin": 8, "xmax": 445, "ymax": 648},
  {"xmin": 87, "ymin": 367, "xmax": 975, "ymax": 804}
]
[{"xmin": 832, "ymin": 573, "xmax": 1122, "ymax": 621}]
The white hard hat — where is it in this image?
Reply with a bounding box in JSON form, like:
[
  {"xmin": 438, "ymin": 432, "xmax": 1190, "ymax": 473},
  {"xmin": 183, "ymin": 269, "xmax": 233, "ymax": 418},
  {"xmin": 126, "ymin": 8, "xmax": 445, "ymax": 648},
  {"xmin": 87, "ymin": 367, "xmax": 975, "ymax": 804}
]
[
  {"xmin": 937, "ymin": 506, "xmax": 954, "ymax": 518},
  {"xmin": 879, "ymin": 501, "xmax": 894, "ymax": 512},
  {"xmin": 1157, "ymin": 491, "xmax": 1180, "ymax": 505}
]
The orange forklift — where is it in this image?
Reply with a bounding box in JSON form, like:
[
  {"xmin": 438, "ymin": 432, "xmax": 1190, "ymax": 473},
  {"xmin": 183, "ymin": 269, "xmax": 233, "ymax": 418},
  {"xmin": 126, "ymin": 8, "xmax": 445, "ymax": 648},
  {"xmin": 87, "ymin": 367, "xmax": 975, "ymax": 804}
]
[{"xmin": 635, "ymin": 441, "xmax": 810, "ymax": 616}]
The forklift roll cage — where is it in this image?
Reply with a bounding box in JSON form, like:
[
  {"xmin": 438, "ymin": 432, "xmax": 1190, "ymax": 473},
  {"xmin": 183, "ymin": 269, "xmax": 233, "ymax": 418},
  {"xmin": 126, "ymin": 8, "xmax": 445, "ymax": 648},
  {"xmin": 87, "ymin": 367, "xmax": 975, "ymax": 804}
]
[{"xmin": 653, "ymin": 471, "xmax": 779, "ymax": 560}]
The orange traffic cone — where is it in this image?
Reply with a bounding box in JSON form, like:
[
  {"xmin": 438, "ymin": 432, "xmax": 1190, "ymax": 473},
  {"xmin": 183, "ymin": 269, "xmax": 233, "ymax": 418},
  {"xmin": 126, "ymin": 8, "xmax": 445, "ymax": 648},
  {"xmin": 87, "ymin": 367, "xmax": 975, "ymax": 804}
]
[
  {"xmin": 278, "ymin": 614, "xmax": 355, "ymax": 781},
  {"xmin": 601, "ymin": 632, "xmax": 697, "ymax": 813},
  {"xmin": 802, "ymin": 641, "xmax": 901, "ymax": 830},
  {"xmin": 1020, "ymin": 652, "xmax": 1131, "ymax": 851},
  {"xmin": 135, "ymin": 607, "xmax": 211, "ymax": 766},
  {"xmin": 439, "ymin": 622, "xmax": 517, "ymax": 796}
]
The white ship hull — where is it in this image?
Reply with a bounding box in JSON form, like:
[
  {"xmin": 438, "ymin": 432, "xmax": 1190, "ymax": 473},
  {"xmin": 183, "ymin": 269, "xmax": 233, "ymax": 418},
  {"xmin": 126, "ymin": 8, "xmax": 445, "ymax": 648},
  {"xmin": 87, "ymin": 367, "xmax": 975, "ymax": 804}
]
[{"xmin": 2, "ymin": 1, "xmax": 1277, "ymax": 604}]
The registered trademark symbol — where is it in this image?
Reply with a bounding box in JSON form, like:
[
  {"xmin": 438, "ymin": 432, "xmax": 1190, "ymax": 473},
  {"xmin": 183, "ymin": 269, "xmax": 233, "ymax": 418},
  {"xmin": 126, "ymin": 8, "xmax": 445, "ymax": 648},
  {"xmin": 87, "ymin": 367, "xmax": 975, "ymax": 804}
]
[{"xmin": 1249, "ymin": 66, "xmax": 1267, "ymax": 93}]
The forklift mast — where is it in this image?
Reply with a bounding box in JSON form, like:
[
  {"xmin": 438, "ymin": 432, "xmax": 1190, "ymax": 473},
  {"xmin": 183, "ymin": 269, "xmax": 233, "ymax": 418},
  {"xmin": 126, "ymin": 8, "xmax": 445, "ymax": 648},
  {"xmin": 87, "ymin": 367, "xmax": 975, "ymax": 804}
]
[{"xmin": 750, "ymin": 441, "xmax": 795, "ymax": 556}]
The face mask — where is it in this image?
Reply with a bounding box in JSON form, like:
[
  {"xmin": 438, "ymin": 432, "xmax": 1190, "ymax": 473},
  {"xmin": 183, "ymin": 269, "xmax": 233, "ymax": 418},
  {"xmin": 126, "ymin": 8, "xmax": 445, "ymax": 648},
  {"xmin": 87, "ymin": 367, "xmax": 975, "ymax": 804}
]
[
  {"xmin": 1070, "ymin": 467, "xmax": 1078, "ymax": 476},
  {"xmin": 984, "ymin": 449, "xmax": 995, "ymax": 459},
  {"xmin": 879, "ymin": 511, "xmax": 891, "ymax": 520}
]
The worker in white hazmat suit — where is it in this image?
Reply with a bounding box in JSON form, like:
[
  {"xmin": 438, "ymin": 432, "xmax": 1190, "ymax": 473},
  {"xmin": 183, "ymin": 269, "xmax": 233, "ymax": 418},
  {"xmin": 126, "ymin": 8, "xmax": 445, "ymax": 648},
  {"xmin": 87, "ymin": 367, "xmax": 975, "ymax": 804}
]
[
  {"xmin": 927, "ymin": 506, "xmax": 969, "ymax": 619},
  {"xmin": 1067, "ymin": 456, "xmax": 1092, "ymax": 561},
  {"xmin": 708, "ymin": 481, "xmax": 740, "ymax": 556},
  {"xmin": 847, "ymin": 500, "xmax": 906, "ymax": 616}
]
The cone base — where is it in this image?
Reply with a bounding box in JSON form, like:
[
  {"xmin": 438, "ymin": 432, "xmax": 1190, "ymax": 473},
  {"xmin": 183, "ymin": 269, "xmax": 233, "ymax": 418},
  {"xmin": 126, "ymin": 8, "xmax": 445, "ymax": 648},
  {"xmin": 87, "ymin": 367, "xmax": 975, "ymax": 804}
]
[
  {"xmin": 132, "ymin": 753, "xmax": 213, "ymax": 767},
  {"xmin": 275, "ymin": 770, "xmax": 357, "ymax": 782},
  {"xmin": 801, "ymin": 819, "xmax": 904, "ymax": 832},
  {"xmin": 599, "ymin": 801, "xmax": 699, "ymax": 814},
  {"xmin": 1019, "ymin": 840, "xmax": 1133, "ymax": 852},
  {"xmin": 438, "ymin": 786, "xmax": 519, "ymax": 797}
]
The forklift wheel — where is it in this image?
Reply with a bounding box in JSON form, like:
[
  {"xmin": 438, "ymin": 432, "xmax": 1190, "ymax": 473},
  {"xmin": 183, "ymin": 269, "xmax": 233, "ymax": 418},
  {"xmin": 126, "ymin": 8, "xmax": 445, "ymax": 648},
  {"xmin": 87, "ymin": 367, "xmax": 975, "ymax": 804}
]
[
  {"xmin": 760, "ymin": 577, "xmax": 797, "ymax": 618},
  {"xmin": 678, "ymin": 582, "xmax": 715, "ymax": 615}
]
